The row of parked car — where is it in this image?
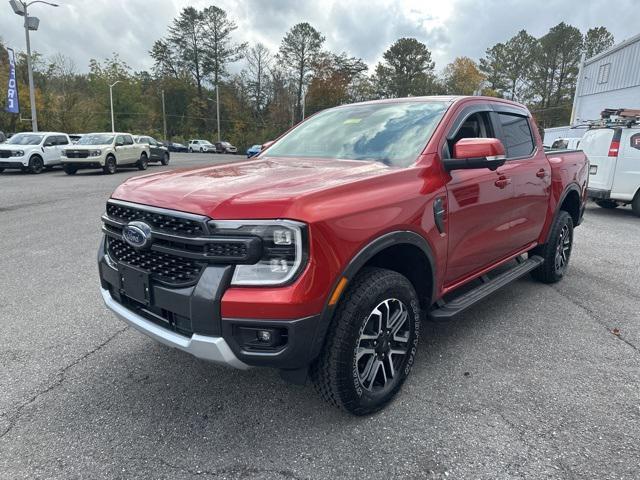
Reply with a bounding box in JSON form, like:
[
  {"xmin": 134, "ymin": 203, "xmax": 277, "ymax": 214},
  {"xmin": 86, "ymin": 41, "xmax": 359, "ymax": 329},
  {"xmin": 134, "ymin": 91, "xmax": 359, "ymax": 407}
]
[
  {"xmin": 0, "ymin": 131, "xmax": 259, "ymax": 175},
  {"xmin": 0, "ymin": 131, "xmax": 171, "ymax": 175}
]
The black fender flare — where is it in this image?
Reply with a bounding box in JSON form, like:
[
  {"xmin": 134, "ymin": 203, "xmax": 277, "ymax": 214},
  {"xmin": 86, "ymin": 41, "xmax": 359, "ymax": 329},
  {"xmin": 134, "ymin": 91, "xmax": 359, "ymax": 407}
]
[
  {"xmin": 307, "ymin": 230, "xmax": 436, "ymax": 364},
  {"xmin": 545, "ymin": 183, "xmax": 582, "ymax": 243}
]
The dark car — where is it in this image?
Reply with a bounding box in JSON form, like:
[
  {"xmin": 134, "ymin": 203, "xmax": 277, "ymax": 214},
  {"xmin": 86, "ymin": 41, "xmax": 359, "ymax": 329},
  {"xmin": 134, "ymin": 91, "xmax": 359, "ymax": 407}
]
[
  {"xmin": 135, "ymin": 135, "xmax": 170, "ymax": 165},
  {"xmin": 0, "ymin": 131, "xmax": 6, "ymax": 143},
  {"xmin": 215, "ymin": 141, "xmax": 238, "ymax": 154},
  {"xmin": 164, "ymin": 141, "xmax": 188, "ymax": 153}
]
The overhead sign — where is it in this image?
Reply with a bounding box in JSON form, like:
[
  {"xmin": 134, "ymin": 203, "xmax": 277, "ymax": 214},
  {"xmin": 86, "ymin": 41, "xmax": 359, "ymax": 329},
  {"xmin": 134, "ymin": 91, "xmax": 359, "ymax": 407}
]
[{"xmin": 5, "ymin": 48, "xmax": 19, "ymax": 114}]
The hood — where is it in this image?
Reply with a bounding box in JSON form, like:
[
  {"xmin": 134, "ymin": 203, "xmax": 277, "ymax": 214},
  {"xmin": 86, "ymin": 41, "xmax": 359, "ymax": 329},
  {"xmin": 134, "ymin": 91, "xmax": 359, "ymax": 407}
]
[
  {"xmin": 112, "ymin": 157, "xmax": 392, "ymax": 219},
  {"xmin": 65, "ymin": 144, "xmax": 111, "ymax": 149}
]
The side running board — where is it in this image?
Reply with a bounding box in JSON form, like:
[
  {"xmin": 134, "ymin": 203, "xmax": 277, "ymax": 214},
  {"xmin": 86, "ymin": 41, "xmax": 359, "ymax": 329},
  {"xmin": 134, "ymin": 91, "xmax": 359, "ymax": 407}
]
[{"xmin": 428, "ymin": 255, "xmax": 544, "ymax": 321}]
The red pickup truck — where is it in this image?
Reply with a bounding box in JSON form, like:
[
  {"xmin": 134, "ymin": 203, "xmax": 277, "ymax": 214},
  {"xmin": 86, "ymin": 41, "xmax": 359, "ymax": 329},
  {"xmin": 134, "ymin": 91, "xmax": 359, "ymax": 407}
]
[{"xmin": 99, "ymin": 96, "xmax": 588, "ymax": 415}]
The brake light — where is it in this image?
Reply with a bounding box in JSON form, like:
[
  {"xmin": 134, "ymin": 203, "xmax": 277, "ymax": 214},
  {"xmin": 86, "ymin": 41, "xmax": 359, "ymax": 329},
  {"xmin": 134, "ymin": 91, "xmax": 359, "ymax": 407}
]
[{"xmin": 608, "ymin": 140, "xmax": 620, "ymax": 157}]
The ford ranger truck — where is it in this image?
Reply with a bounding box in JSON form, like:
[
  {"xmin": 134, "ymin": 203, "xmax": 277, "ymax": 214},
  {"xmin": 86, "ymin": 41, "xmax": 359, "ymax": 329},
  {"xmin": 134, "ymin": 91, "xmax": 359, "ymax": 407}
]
[
  {"xmin": 62, "ymin": 132, "xmax": 150, "ymax": 175},
  {"xmin": 98, "ymin": 96, "xmax": 588, "ymax": 415}
]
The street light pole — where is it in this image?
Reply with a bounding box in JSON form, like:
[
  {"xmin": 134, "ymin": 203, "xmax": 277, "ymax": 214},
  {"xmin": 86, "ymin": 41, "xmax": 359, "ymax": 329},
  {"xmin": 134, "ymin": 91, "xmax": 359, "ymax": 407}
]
[
  {"xmin": 22, "ymin": 2, "xmax": 38, "ymax": 132},
  {"xmin": 215, "ymin": 83, "xmax": 221, "ymax": 143},
  {"xmin": 161, "ymin": 89, "xmax": 167, "ymax": 140},
  {"xmin": 109, "ymin": 80, "xmax": 120, "ymax": 133},
  {"xmin": 11, "ymin": 0, "xmax": 60, "ymax": 132}
]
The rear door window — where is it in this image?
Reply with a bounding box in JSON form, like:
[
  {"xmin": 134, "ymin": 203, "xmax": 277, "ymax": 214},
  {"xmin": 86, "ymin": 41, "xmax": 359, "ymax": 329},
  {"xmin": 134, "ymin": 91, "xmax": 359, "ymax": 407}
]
[
  {"xmin": 498, "ymin": 113, "xmax": 534, "ymax": 158},
  {"xmin": 123, "ymin": 135, "xmax": 134, "ymax": 145},
  {"xmin": 56, "ymin": 135, "xmax": 69, "ymax": 145}
]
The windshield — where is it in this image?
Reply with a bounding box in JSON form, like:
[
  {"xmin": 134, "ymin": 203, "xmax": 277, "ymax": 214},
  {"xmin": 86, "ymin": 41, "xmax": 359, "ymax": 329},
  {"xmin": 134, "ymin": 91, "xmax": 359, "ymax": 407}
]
[
  {"xmin": 77, "ymin": 134, "xmax": 114, "ymax": 145},
  {"xmin": 7, "ymin": 133, "xmax": 44, "ymax": 145},
  {"xmin": 135, "ymin": 137, "xmax": 148, "ymax": 143},
  {"xmin": 265, "ymin": 101, "xmax": 448, "ymax": 167}
]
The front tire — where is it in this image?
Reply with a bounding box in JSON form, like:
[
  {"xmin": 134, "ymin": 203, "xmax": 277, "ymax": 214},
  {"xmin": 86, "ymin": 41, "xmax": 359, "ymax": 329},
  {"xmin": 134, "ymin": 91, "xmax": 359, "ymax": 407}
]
[
  {"xmin": 161, "ymin": 152, "xmax": 170, "ymax": 166},
  {"xmin": 530, "ymin": 210, "xmax": 573, "ymax": 284},
  {"xmin": 311, "ymin": 267, "xmax": 420, "ymax": 415},
  {"xmin": 137, "ymin": 153, "xmax": 149, "ymax": 170},
  {"xmin": 63, "ymin": 165, "xmax": 78, "ymax": 175},
  {"xmin": 103, "ymin": 156, "xmax": 117, "ymax": 175},
  {"xmin": 595, "ymin": 199, "xmax": 618, "ymax": 209},
  {"xmin": 632, "ymin": 191, "xmax": 640, "ymax": 217},
  {"xmin": 29, "ymin": 155, "xmax": 44, "ymax": 174}
]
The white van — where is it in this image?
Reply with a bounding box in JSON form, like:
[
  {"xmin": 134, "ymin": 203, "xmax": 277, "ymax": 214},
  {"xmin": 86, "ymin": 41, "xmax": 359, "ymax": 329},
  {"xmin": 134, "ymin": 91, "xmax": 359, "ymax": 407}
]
[
  {"xmin": 550, "ymin": 137, "xmax": 582, "ymax": 150},
  {"xmin": 582, "ymin": 125, "xmax": 640, "ymax": 215}
]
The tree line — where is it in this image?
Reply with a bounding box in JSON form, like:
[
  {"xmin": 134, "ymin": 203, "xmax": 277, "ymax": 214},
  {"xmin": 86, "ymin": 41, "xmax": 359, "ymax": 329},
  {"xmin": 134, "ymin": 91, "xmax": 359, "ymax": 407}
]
[{"xmin": 0, "ymin": 6, "xmax": 615, "ymax": 147}]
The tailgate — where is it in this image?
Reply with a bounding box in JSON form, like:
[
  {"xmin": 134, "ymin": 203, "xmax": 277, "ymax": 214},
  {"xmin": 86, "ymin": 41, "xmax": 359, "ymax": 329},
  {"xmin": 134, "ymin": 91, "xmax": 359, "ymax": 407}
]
[{"xmin": 580, "ymin": 128, "xmax": 619, "ymax": 191}]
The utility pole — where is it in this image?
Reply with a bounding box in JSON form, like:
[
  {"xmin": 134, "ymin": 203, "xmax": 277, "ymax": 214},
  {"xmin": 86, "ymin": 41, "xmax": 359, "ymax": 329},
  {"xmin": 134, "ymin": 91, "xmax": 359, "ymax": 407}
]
[
  {"xmin": 109, "ymin": 80, "xmax": 120, "ymax": 133},
  {"xmin": 11, "ymin": 0, "xmax": 60, "ymax": 132},
  {"xmin": 161, "ymin": 89, "xmax": 167, "ymax": 140}
]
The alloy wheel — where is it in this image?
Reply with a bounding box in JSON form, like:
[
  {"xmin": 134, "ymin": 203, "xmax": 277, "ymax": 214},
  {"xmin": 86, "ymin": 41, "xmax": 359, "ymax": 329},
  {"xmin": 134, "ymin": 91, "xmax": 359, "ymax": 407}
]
[
  {"xmin": 356, "ymin": 298, "xmax": 411, "ymax": 392},
  {"xmin": 554, "ymin": 224, "xmax": 572, "ymax": 273}
]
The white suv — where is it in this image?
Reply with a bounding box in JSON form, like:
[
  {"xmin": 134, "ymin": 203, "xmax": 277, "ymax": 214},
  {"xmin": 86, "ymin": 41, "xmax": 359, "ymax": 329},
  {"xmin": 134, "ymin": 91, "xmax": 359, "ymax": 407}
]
[
  {"xmin": 188, "ymin": 139, "xmax": 215, "ymax": 153},
  {"xmin": 0, "ymin": 132, "xmax": 70, "ymax": 174},
  {"xmin": 582, "ymin": 125, "xmax": 640, "ymax": 215},
  {"xmin": 61, "ymin": 132, "xmax": 150, "ymax": 175}
]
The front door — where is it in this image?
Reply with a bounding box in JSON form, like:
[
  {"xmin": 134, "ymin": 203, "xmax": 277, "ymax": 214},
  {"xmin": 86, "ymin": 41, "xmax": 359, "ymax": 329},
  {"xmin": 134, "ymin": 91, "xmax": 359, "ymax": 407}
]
[
  {"xmin": 42, "ymin": 136, "xmax": 59, "ymax": 165},
  {"xmin": 444, "ymin": 110, "xmax": 515, "ymax": 285}
]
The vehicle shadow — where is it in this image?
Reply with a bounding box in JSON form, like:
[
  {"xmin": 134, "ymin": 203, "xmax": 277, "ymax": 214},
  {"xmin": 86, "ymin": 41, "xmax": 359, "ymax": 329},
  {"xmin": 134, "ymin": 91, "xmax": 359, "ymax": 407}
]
[{"xmin": 584, "ymin": 202, "xmax": 637, "ymax": 219}]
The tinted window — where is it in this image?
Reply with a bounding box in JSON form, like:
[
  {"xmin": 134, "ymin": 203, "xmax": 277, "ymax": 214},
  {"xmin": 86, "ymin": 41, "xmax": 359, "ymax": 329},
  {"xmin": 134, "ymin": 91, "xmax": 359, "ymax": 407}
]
[
  {"xmin": 123, "ymin": 135, "xmax": 134, "ymax": 145},
  {"xmin": 498, "ymin": 113, "xmax": 534, "ymax": 157},
  {"xmin": 43, "ymin": 136, "xmax": 55, "ymax": 146},
  {"xmin": 551, "ymin": 139, "xmax": 568, "ymax": 149},
  {"xmin": 56, "ymin": 135, "xmax": 69, "ymax": 145}
]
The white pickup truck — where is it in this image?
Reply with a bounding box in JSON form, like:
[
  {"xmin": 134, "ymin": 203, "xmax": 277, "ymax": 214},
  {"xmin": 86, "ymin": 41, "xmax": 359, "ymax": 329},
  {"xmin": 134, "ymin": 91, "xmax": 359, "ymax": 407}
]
[
  {"xmin": 61, "ymin": 132, "xmax": 150, "ymax": 175},
  {"xmin": 0, "ymin": 132, "xmax": 71, "ymax": 174}
]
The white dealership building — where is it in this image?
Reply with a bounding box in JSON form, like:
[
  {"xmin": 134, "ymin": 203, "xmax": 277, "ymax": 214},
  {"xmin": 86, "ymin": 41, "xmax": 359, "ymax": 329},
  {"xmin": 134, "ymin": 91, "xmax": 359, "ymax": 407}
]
[{"xmin": 544, "ymin": 32, "xmax": 640, "ymax": 145}]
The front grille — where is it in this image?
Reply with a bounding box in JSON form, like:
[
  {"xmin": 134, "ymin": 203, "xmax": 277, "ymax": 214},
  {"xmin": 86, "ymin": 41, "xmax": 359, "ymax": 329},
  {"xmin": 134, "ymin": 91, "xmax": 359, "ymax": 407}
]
[
  {"xmin": 65, "ymin": 150, "xmax": 89, "ymax": 158},
  {"xmin": 106, "ymin": 203, "xmax": 205, "ymax": 236},
  {"xmin": 107, "ymin": 237, "xmax": 204, "ymax": 286},
  {"xmin": 0, "ymin": 151, "xmax": 11, "ymax": 158},
  {"xmin": 206, "ymin": 242, "xmax": 248, "ymax": 258}
]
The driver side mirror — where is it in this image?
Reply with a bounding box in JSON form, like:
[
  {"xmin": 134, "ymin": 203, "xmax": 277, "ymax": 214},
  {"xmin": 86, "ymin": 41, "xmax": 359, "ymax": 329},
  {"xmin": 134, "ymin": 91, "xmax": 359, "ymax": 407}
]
[
  {"xmin": 443, "ymin": 138, "xmax": 506, "ymax": 171},
  {"xmin": 261, "ymin": 140, "xmax": 275, "ymax": 151},
  {"xmin": 44, "ymin": 141, "xmax": 54, "ymax": 147}
]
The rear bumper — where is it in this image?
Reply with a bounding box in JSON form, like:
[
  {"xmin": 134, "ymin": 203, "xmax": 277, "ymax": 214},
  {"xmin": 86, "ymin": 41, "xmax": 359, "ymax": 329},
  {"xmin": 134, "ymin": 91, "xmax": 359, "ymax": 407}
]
[{"xmin": 587, "ymin": 188, "xmax": 611, "ymax": 200}]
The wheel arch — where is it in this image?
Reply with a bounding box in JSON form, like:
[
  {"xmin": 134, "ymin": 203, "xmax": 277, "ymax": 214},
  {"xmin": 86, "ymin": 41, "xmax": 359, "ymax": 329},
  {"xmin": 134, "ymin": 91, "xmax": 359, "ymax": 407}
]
[
  {"xmin": 308, "ymin": 231, "xmax": 436, "ymax": 365},
  {"xmin": 544, "ymin": 183, "xmax": 582, "ymax": 243}
]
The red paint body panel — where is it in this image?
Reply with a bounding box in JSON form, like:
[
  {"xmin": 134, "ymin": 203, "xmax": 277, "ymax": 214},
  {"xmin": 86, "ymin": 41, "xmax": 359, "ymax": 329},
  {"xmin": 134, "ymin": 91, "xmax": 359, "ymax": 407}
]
[{"xmin": 110, "ymin": 96, "xmax": 588, "ymax": 321}]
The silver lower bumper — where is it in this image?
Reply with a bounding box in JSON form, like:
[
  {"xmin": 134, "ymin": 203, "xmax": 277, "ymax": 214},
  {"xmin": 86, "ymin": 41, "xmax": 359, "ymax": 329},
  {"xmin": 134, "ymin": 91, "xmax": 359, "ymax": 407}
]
[{"xmin": 100, "ymin": 288, "xmax": 249, "ymax": 369}]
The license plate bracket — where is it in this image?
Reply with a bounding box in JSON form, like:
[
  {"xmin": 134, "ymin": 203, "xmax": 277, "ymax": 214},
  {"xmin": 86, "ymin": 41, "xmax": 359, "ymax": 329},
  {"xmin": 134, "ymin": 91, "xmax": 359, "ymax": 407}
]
[{"xmin": 119, "ymin": 264, "xmax": 151, "ymax": 305}]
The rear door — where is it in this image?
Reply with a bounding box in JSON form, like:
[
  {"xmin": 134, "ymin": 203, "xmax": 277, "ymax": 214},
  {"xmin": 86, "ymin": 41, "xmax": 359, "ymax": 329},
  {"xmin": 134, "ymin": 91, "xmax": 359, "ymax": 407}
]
[
  {"xmin": 580, "ymin": 128, "xmax": 618, "ymax": 192},
  {"xmin": 148, "ymin": 137, "xmax": 162, "ymax": 160},
  {"xmin": 611, "ymin": 129, "xmax": 640, "ymax": 201},
  {"xmin": 493, "ymin": 111, "xmax": 550, "ymax": 250}
]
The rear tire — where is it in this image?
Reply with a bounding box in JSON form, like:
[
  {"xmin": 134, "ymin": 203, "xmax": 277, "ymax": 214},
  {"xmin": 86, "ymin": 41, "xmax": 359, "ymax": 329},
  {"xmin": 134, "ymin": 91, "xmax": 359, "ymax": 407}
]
[
  {"xmin": 29, "ymin": 155, "xmax": 44, "ymax": 174},
  {"xmin": 310, "ymin": 267, "xmax": 420, "ymax": 415},
  {"xmin": 595, "ymin": 199, "xmax": 618, "ymax": 209},
  {"xmin": 161, "ymin": 152, "xmax": 170, "ymax": 166},
  {"xmin": 0, "ymin": 168, "xmax": 4, "ymax": 173},
  {"xmin": 632, "ymin": 191, "xmax": 640, "ymax": 217},
  {"xmin": 530, "ymin": 210, "xmax": 573, "ymax": 284},
  {"xmin": 137, "ymin": 153, "xmax": 149, "ymax": 170},
  {"xmin": 63, "ymin": 165, "xmax": 78, "ymax": 175},
  {"xmin": 103, "ymin": 156, "xmax": 117, "ymax": 175}
]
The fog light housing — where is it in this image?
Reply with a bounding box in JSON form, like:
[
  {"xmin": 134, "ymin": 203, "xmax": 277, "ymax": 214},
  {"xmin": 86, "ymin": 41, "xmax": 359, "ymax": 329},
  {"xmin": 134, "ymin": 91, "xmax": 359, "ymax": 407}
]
[{"xmin": 235, "ymin": 326, "xmax": 287, "ymax": 351}]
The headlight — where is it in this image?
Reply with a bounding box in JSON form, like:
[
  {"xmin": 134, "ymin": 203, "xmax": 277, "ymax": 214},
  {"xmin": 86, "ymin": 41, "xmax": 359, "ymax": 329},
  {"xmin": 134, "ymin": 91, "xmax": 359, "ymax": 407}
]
[
  {"xmin": 11, "ymin": 150, "xmax": 24, "ymax": 157},
  {"xmin": 208, "ymin": 220, "xmax": 307, "ymax": 286},
  {"xmin": 89, "ymin": 150, "xmax": 102, "ymax": 157}
]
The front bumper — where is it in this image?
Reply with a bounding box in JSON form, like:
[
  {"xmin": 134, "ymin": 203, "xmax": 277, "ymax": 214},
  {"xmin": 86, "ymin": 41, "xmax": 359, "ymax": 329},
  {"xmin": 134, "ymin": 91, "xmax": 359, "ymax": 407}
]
[
  {"xmin": 62, "ymin": 158, "xmax": 105, "ymax": 168},
  {"xmin": 101, "ymin": 287, "xmax": 248, "ymax": 369},
  {"xmin": 98, "ymin": 236, "xmax": 322, "ymax": 370},
  {"xmin": 0, "ymin": 160, "xmax": 27, "ymax": 169},
  {"xmin": 587, "ymin": 188, "xmax": 611, "ymax": 200}
]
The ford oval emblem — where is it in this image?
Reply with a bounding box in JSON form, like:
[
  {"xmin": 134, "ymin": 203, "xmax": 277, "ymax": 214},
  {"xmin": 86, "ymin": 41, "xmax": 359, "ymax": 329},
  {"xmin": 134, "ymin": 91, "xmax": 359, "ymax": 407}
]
[{"xmin": 122, "ymin": 221, "xmax": 152, "ymax": 249}]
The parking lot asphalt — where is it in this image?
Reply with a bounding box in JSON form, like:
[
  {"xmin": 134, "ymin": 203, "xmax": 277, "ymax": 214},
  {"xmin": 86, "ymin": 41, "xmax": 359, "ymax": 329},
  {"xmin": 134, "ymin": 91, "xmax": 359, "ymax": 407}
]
[{"xmin": 0, "ymin": 153, "xmax": 638, "ymax": 480}]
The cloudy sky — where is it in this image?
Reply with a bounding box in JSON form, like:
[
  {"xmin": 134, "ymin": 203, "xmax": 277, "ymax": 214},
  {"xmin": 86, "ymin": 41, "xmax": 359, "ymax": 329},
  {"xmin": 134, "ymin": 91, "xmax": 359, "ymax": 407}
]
[{"xmin": 1, "ymin": 0, "xmax": 639, "ymax": 75}]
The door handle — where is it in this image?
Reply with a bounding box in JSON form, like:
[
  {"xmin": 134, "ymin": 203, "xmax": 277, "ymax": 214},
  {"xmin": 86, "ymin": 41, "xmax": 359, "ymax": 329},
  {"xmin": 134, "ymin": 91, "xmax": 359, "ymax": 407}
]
[
  {"xmin": 494, "ymin": 176, "xmax": 511, "ymax": 189},
  {"xmin": 536, "ymin": 169, "xmax": 547, "ymax": 178}
]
